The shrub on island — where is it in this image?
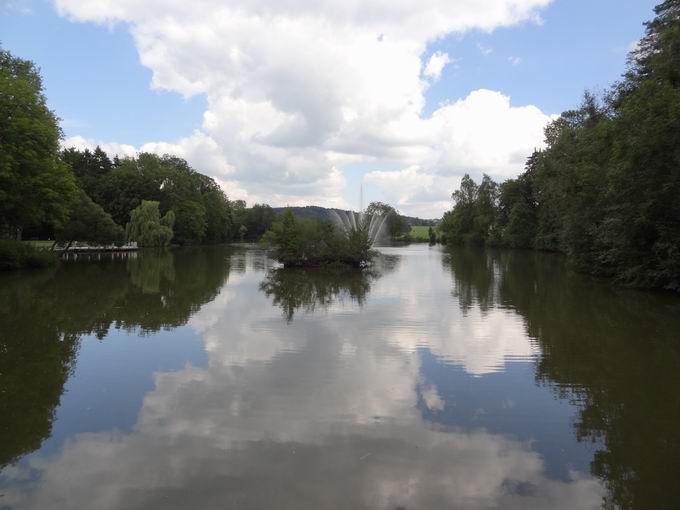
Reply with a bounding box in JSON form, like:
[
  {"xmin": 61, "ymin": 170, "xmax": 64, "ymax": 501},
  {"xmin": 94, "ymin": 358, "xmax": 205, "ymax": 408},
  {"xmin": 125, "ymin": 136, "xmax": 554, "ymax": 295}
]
[{"xmin": 261, "ymin": 209, "xmax": 374, "ymax": 268}]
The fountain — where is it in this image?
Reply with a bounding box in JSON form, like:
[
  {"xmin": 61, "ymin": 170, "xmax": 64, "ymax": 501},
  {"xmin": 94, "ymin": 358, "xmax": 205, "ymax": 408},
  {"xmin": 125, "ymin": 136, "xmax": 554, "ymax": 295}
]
[{"xmin": 329, "ymin": 209, "xmax": 391, "ymax": 246}]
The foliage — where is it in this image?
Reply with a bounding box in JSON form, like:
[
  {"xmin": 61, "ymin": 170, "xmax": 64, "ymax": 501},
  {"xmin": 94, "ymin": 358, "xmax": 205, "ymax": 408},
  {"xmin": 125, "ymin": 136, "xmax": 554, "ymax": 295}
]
[
  {"xmin": 262, "ymin": 209, "xmax": 374, "ymax": 267},
  {"xmin": 126, "ymin": 200, "xmax": 174, "ymax": 247},
  {"xmin": 408, "ymin": 225, "xmax": 439, "ymax": 243},
  {"xmin": 440, "ymin": 3, "xmax": 680, "ymax": 290},
  {"xmin": 365, "ymin": 201, "xmax": 410, "ymax": 238},
  {"xmin": 232, "ymin": 202, "xmax": 275, "ymax": 242},
  {"xmin": 0, "ymin": 240, "xmax": 57, "ymax": 270},
  {"xmin": 428, "ymin": 226, "xmax": 437, "ymax": 244},
  {"xmin": 440, "ymin": 174, "xmax": 500, "ymax": 246},
  {"xmin": 0, "ymin": 47, "xmax": 234, "ymax": 249},
  {"xmin": 0, "ymin": 48, "xmax": 78, "ymax": 238},
  {"xmin": 55, "ymin": 190, "xmax": 124, "ymax": 247},
  {"xmin": 61, "ymin": 151, "xmax": 234, "ymax": 245},
  {"xmin": 61, "ymin": 146, "xmax": 112, "ymax": 202},
  {"xmin": 202, "ymin": 189, "xmax": 233, "ymax": 243}
]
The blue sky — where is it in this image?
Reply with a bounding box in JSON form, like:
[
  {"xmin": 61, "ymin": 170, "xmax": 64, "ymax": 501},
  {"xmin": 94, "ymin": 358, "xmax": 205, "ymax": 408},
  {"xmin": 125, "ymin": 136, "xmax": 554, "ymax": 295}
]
[{"xmin": 0, "ymin": 0, "xmax": 659, "ymax": 216}]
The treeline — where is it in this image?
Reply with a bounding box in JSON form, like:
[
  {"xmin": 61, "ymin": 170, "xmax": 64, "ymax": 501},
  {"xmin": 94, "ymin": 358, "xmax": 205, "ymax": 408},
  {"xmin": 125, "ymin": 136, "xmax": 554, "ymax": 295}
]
[
  {"xmin": 54, "ymin": 148, "xmax": 283, "ymax": 247},
  {"xmin": 0, "ymin": 45, "xmax": 282, "ymax": 254},
  {"xmin": 441, "ymin": 1, "xmax": 680, "ymax": 291},
  {"xmin": 60, "ymin": 148, "xmax": 234, "ymax": 245}
]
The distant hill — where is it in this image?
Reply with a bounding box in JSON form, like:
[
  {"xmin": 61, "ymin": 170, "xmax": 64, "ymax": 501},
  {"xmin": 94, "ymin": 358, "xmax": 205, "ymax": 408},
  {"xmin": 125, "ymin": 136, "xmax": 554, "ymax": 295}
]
[
  {"xmin": 271, "ymin": 206, "xmax": 439, "ymax": 225},
  {"xmin": 402, "ymin": 215, "xmax": 440, "ymax": 227}
]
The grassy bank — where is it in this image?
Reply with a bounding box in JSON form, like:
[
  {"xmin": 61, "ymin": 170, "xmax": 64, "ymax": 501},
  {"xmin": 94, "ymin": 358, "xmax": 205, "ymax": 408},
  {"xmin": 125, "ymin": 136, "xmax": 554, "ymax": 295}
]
[
  {"xmin": 0, "ymin": 240, "xmax": 57, "ymax": 270},
  {"xmin": 409, "ymin": 226, "xmax": 429, "ymax": 241},
  {"xmin": 25, "ymin": 240, "xmax": 55, "ymax": 249}
]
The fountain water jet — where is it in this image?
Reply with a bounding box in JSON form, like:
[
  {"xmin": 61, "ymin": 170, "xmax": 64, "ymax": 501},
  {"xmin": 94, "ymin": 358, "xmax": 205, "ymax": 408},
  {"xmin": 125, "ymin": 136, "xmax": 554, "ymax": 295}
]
[{"xmin": 329, "ymin": 209, "xmax": 391, "ymax": 246}]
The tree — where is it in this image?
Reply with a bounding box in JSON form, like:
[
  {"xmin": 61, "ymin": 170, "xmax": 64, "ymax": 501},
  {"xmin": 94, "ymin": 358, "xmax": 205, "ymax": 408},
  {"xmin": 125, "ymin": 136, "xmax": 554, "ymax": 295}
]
[
  {"xmin": 61, "ymin": 150, "xmax": 235, "ymax": 245},
  {"xmin": 244, "ymin": 204, "xmax": 276, "ymax": 241},
  {"xmin": 444, "ymin": 174, "xmax": 479, "ymax": 245},
  {"xmin": 173, "ymin": 199, "xmax": 207, "ymax": 245},
  {"xmin": 441, "ymin": 174, "xmax": 497, "ymax": 246},
  {"xmin": 202, "ymin": 188, "xmax": 233, "ymax": 243},
  {"xmin": 262, "ymin": 209, "xmax": 374, "ymax": 267},
  {"xmin": 475, "ymin": 174, "xmax": 500, "ymax": 243},
  {"xmin": 365, "ymin": 202, "xmax": 409, "ymax": 238},
  {"xmin": 0, "ymin": 48, "xmax": 78, "ymax": 238},
  {"xmin": 61, "ymin": 146, "xmax": 113, "ymax": 203},
  {"xmin": 628, "ymin": 0, "xmax": 680, "ymax": 87},
  {"xmin": 498, "ymin": 158, "xmax": 538, "ymax": 249},
  {"xmin": 126, "ymin": 201, "xmax": 174, "ymax": 247},
  {"xmin": 438, "ymin": 2, "xmax": 680, "ymax": 290},
  {"xmin": 55, "ymin": 190, "xmax": 125, "ymax": 249}
]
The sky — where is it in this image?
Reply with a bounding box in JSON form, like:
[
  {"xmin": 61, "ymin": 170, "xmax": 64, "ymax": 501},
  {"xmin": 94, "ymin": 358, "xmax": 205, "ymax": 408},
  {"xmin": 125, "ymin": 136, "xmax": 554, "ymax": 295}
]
[{"xmin": 1, "ymin": 0, "xmax": 658, "ymax": 217}]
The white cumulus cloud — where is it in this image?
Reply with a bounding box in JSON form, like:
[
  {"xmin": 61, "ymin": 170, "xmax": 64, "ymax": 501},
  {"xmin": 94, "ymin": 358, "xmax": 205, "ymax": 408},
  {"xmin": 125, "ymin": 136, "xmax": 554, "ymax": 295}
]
[
  {"xmin": 364, "ymin": 89, "xmax": 554, "ymax": 216},
  {"xmin": 55, "ymin": 0, "xmax": 554, "ymax": 216},
  {"xmin": 424, "ymin": 51, "xmax": 452, "ymax": 80}
]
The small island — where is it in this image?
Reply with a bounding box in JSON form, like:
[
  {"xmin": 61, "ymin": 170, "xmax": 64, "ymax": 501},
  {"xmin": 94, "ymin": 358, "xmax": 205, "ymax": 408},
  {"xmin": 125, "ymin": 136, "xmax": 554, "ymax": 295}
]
[{"xmin": 261, "ymin": 209, "xmax": 381, "ymax": 268}]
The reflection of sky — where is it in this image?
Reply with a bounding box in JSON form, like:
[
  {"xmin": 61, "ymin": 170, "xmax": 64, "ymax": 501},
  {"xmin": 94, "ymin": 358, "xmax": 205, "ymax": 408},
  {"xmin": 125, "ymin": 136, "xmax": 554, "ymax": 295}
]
[
  {"xmin": 39, "ymin": 326, "xmax": 209, "ymax": 456},
  {"xmin": 416, "ymin": 349, "xmax": 594, "ymax": 481},
  {"xmin": 1, "ymin": 245, "xmax": 603, "ymax": 509}
]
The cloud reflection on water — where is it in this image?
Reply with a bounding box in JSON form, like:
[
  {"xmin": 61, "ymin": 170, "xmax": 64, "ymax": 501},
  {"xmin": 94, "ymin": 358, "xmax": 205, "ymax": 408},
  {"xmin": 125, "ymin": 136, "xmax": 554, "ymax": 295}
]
[{"xmin": 2, "ymin": 246, "xmax": 602, "ymax": 509}]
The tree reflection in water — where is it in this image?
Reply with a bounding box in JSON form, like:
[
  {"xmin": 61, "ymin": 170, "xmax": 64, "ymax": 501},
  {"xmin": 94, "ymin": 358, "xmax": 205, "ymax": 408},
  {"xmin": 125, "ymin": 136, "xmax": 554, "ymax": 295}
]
[
  {"xmin": 260, "ymin": 254, "xmax": 398, "ymax": 322},
  {"xmin": 443, "ymin": 247, "xmax": 680, "ymax": 509},
  {"xmin": 0, "ymin": 247, "xmax": 232, "ymax": 469}
]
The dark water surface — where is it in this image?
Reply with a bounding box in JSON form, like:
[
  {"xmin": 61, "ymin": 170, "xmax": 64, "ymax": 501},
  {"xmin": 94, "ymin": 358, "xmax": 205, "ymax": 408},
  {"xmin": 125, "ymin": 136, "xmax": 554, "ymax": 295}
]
[{"xmin": 1, "ymin": 244, "xmax": 679, "ymax": 509}]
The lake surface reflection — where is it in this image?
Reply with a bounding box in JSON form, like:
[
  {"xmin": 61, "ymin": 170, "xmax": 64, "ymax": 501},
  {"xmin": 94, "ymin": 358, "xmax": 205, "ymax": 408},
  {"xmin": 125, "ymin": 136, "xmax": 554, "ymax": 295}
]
[{"xmin": 1, "ymin": 244, "xmax": 679, "ymax": 509}]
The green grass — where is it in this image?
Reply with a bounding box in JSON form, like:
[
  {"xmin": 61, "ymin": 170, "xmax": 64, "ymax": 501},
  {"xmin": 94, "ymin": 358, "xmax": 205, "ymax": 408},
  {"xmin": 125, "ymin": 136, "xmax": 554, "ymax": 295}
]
[
  {"xmin": 409, "ymin": 226, "xmax": 432, "ymax": 241},
  {"xmin": 24, "ymin": 240, "xmax": 54, "ymax": 249},
  {"xmin": 0, "ymin": 240, "xmax": 57, "ymax": 270}
]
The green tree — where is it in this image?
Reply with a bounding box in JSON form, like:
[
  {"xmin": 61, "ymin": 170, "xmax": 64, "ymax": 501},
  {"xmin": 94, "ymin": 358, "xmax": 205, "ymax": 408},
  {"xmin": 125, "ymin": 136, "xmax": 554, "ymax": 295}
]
[
  {"xmin": 428, "ymin": 226, "xmax": 437, "ymax": 244},
  {"xmin": 202, "ymin": 188, "xmax": 233, "ymax": 243},
  {"xmin": 126, "ymin": 201, "xmax": 174, "ymax": 247},
  {"xmin": 365, "ymin": 202, "xmax": 409, "ymax": 238},
  {"xmin": 498, "ymin": 157, "xmax": 538, "ymax": 248},
  {"xmin": 172, "ymin": 199, "xmax": 207, "ymax": 245},
  {"xmin": 262, "ymin": 209, "xmax": 374, "ymax": 267},
  {"xmin": 439, "ymin": 1, "xmax": 680, "ymax": 291},
  {"xmin": 60, "ymin": 146, "xmax": 113, "ymax": 203},
  {"xmin": 0, "ymin": 48, "xmax": 78, "ymax": 238},
  {"xmin": 55, "ymin": 190, "xmax": 125, "ymax": 249},
  {"xmin": 244, "ymin": 204, "xmax": 276, "ymax": 241},
  {"xmin": 63, "ymin": 151, "xmax": 235, "ymax": 245},
  {"xmin": 441, "ymin": 174, "xmax": 498, "ymax": 246},
  {"xmin": 238, "ymin": 224, "xmax": 248, "ymax": 241},
  {"xmin": 475, "ymin": 174, "xmax": 500, "ymax": 243}
]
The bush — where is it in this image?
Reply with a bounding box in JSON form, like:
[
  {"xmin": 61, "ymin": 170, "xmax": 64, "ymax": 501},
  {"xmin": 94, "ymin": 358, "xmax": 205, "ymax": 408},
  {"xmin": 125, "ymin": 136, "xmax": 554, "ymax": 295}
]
[
  {"xmin": 126, "ymin": 201, "xmax": 174, "ymax": 247},
  {"xmin": 261, "ymin": 209, "xmax": 374, "ymax": 268},
  {"xmin": 0, "ymin": 240, "xmax": 56, "ymax": 270}
]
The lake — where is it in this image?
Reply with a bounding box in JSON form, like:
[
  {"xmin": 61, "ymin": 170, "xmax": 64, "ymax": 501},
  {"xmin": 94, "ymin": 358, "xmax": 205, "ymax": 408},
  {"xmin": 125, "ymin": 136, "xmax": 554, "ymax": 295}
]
[{"xmin": 1, "ymin": 244, "xmax": 679, "ymax": 509}]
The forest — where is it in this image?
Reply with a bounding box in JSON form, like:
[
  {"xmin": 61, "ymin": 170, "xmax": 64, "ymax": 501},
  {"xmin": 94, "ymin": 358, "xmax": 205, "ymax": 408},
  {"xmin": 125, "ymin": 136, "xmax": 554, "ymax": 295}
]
[{"xmin": 440, "ymin": 0, "xmax": 680, "ymax": 291}]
